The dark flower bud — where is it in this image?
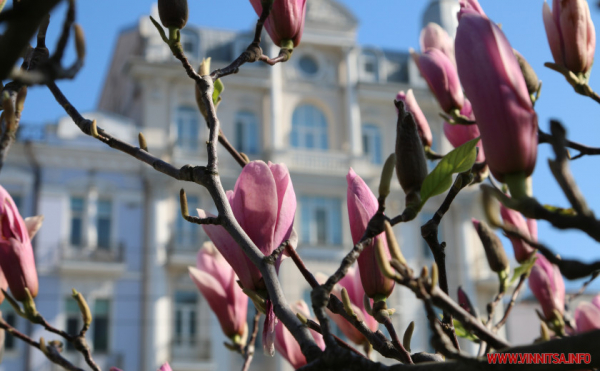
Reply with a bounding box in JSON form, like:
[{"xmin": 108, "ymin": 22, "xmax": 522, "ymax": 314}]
[
  {"xmin": 513, "ymin": 49, "xmax": 539, "ymax": 97},
  {"xmin": 457, "ymin": 286, "xmax": 479, "ymax": 318},
  {"xmin": 394, "ymin": 100, "xmax": 428, "ymax": 207},
  {"xmin": 472, "ymin": 218, "xmax": 509, "ymax": 273},
  {"xmin": 158, "ymin": 0, "xmax": 189, "ymax": 29}
]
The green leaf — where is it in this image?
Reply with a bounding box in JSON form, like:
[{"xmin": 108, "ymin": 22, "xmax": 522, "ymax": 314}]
[
  {"xmin": 453, "ymin": 319, "xmax": 480, "ymax": 343},
  {"xmin": 420, "ymin": 137, "xmax": 479, "ymax": 205},
  {"xmin": 510, "ymin": 255, "xmax": 538, "ymax": 284},
  {"xmin": 212, "ymin": 79, "xmax": 224, "ymax": 106}
]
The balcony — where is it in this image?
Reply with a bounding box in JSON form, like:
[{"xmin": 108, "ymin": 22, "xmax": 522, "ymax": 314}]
[
  {"xmin": 167, "ymin": 232, "xmax": 209, "ymax": 270},
  {"xmin": 274, "ymin": 150, "xmax": 380, "ymax": 177},
  {"xmin": 57, "ymin": 242, "xmax": 127, "ymax": 276}
]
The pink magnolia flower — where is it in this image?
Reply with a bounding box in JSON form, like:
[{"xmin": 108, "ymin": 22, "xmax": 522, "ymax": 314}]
[
  {"xmin": 189, "ymin": 242, "xmax": 248, "ymax": 339},
  {"xmin": 543, "ymin": 0, "xmax": 595, "ymax": 74},
  {"xmin": 275, "ymin": 301, "xmax": 325, "ymax": 369},
  {"xmin": 0, "ymin": 185, "xmax": 40, "ymax": 301},
  {"xmin": 412, "ymin": 48, "xmax": 464, "ymax": 113},
  {"xmin": 575, "ymin": 297, "xmax": 600, "ymax": 334},
  {"xmin": 158, "ymin": 364, "xmax": 172, "ymax": 371},
  {"xmin": 396, "ymin": 90, "xmax": 433, "ymax": 148},
  {"xmin": 347, "ymin": 169, "xmax": 395, "ymax": 299},
  {"xmin": 321, "ymin": 268, "xmax": 378, "ymax": 345},
  {"xmin": 420, "ymin": 22, "xmax": 454, "ymax": 62},
  {"xmin": 528, "ymin": 254, "xmax": 565, "ymax": 320},
  {"xmin": 458, "ymin": 0, "xmax": 486, "ymax": 17},
  {"xmin": 249, "ymin": 0, "xmax": 307, "ymax": 47},
  {"xmin": 0, "ymin": 269, "xmax": 7, "ymax": 304},
  {"xmin": 455, "ymin": 12, "xmax": 538, "ymax": 183},
  {"xmin": 500, "ymin": 205, "xmax": 536, "ymax": 263},
  {"xmin": 199, "ymin": 161, "xmax": 296, "ymax": 292},
  {"xmin": 442, "ymin": 99, "xmax": 485, "ymax": 163}
]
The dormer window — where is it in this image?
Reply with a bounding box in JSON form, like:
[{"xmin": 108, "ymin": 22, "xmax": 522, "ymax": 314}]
[
  {"xmin": 298, "ymin": 54, "xmax": 319, "ymax": 76},
  {"xmin": 359, "ymin": 51, "xmax": 379, "ymax": 82}
]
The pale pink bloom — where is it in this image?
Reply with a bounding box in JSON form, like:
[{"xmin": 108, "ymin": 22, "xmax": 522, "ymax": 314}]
[
  {"xmin": 442, "ymin": 99, "xmax": 485, "ymax": 163},
  {"xmin": 396, "ymin": 90, "xmax": 433, "ymax": 148},
  {"xmin": 158, "ymin": 364, "xmax": 172, "ymax": 371},
  {"xmin": 500, "ymin": 205, "xmax": 536, "ymax": 263},
  {"xmin": 275, "ymin": 301, "xmax": 325, "ymax": 369},
  {"xmin": 323, "ymin": 268, "xmax": 378, "ymax": 345},
  {"xmin": 0, "ymin": 185, "xmax": 41, "ymax": 301},
  {"xmin": 528, "ymin": 254, "xmax": 565, "ymax": 320},
  {"xmin": 420, "ymin": 22, "xmax": 454, "ymax": 62},
  {"xmin": 249, "ymin": 0, "xmax": 307, "ymax": 47},
  {"xmin": 543, "ymin": 0, "xmax": 595, "ymax": 74},
  {"xmin": 347, "ymin": 169, "xmax": 395, "ymax": 299},
  {"xmin": 189, "ymin": 243, "xmax": 248, "ymax": 339},
  {"xmin": 458, "ymin": 0, "xmax": 486, "ymax": 18},
  {"xmin": 575, "ymin": 301, "xmax": 600, "ymax": 334},
  {"xmin": 412, "ymin": 48, "xmax": 464, "ymax": 113},
  {"xmin": 456, "ymin": 12, "xmax": 538, "ymax": 182}
]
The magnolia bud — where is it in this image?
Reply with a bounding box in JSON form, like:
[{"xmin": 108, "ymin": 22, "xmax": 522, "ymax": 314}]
[
  {"xmin": 394, "ymin": 101, "xmax": 428, "ymax": 207},
  {"xmin": 158, "ymin": 0, "xmax": 189, "ymax": 30},
  {"xmin": 457, "ymin": 286, "xmax": 479, "ymax": 318},
  {"xmin": 472, "ymin": 219, "xmax": 509, "ymax": 273}
]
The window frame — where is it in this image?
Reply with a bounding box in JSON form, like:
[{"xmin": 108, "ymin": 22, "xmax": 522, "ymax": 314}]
[
  {"xmin": 299, "ymin": 196, "xmax": 342, "ymax": 246},
  {"xmin": 175, "ymin": 106, "xmax": 201, "ymax": 151},
  {"xmin": 361, "ymin": 123, "xmax": 383, "ymax": 164},
  {"xmin": 291, "ymin": 105, "xmax": 329, "ymax": 150},
  {"xmin": 69, "ymin": 196, "xmax": 86, "ymax": 248},
  {"xmin": 359, "ymin": 51, "xmax": 380, "ymax": 82},
  {"xmin": 234, "ymin": 111, "xmax": 260, "ymax": 155}
]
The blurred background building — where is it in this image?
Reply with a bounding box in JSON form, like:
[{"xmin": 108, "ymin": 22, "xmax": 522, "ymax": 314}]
[{"xmin": 0, "ymin": 0, "xmax": 515, "ymax": 370}]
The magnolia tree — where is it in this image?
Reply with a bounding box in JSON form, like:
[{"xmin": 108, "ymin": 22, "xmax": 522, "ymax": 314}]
[{"xmin": 1, "ymin": 0, "xmax": 600, "ymax": 370}]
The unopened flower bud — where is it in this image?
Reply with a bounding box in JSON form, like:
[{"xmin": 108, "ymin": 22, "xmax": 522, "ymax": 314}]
[
  {"xmin": 72, "ymin": 289, "xmax": 92, "ymax": 327},
  {"xmin": 73, "ymin": 24, "xmax": 86, "ymax": 61},
  {"xmin": 158, "ymin": 0, "xmax": 189, "ymax": 30},
  {"xmin": 394, "ymin": 101, "xmax": 428, "ymax": 207},
  {"xmin": 472, "ymin": 219, "xmax": 509, "ymax": 273},
  {"xmin": 457, "ymin": 286, "xmax": 479, "ymax": 318},
  {"xmin": 513, "ymin": 49, "xmax": 539, "ymax": 98},
  {"xmin": 378, "ymin": 154, "xmax": 396, "ymax": 199}
]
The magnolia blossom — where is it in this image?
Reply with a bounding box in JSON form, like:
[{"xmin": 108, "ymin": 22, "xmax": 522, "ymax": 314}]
[
  {"xmin": 0, "ymin": 269, "xmax": 7, "ymax": 304},
  {"xmin": 412, "ymin": 48, "xmax": 464, "ymax": 113},
  {"xmin": 275, "ymin": 301, "xmax": 325, "ymax": 369},
  {"xmin": 442, "ymin": 99, "xmax": 485, "ymax": 163},
  {"xmin": 199, "ymin": 161, "xmax": 296, "ymax": 356},
  {"xmin": 575, "ymin": 295, "xmax": 600, "ymax": 334},
  {"xmin": 528, "ymin": 254, "xmax": 565, "ymax": 320},
  {"xmin": 458, "ymin": 0, "xmax": 486, "ymax": 17},
  {"xmin": 543, "ymin": 0, "xmax": 595, "ymax": 74},
  {"xmin": 200, "ymin": 161, "xmax": 296, "ymax": 292},
  {"xmin": 0, "ymin": 185, "xmax": 42, "ymax": 301},
  {"xmin": 321, "ymin": 268, "xmax": 378, "ymax": 345},
  {"xmin": 500, "ymin": 205, "xmax": 536, "ymax": 263},
  {"xmin": 420, "ymin": 22, "xmax": 454, "ymax": 62},
  {"xmin": 189, "ymin": 242, "xmax": 248, "ymax": 340},
  {"xmin": 456, "ymin": 11, "xmax": 538, "ymax": 183},
  {"xmin": 249, "ymin": 0, "xmax": 307, "ymax": 47},
  {"xmin": 347, "ymin": 169, "xmax": 395, "ymax": 299},
  {"xmin": 396, "ymin": 90, "xmax": 433, "ymax": 148},
  {"xmin": 157, "ymin": 0, "xmax": 188, "ymax": 29}
]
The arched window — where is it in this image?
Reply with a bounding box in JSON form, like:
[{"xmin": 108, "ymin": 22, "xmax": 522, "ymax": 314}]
[
  {"xmin": 176, "ymin": 107, "xmax": 200, "ymax": 151},
  {"xmin": 359, "ymin": 51, "xmax": 379, "ymax": 82},
  {"xmin": 180, "ymin": 30, "xmax": 199, "ymax": 58},
  {"xmin": 291, "ymin": 105, "xmax": 328, "ymax": 150},
  {"xmin": 362, "ymin": 124, "xmax": 382, "ymax": 164},
  {"xmin": 235, "ymin": 111, "xmax": 259, "ymax": 154}
]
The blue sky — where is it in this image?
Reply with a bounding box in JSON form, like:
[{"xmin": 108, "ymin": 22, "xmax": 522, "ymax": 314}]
[{"xmin": 15, "ymin": 0, "xmax": 600, "ymax": 290}]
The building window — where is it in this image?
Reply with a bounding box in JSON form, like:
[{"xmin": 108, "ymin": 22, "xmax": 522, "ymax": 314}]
[
  {"xmin": 176, "ymin": 106, "xmax": 200, "ymax": 151},
  {"xmin": 299, "ymin": 196, "xmax": 342, "ymax": 246},
  {"xmin": 65, "ymin": 298, "xmax": 81, "ymax": 351},
  {"xmin": 93, "ymin": 299, "xmax": 110, "ymax": 352},
  {"xmin": 11, "ymin": 194, "xmax": 22, "ymax": 211},
  {"xmin": 0, "ymin": 302, "xmax": 17, "ymax": 351},
  {"xmin": 291, "ymin": 105, "xmax": 329, "ymax": 150},
  {"xmin": 359, "ymin": 51, "xmax": 379, "ymax": 82},
  {"xmin": 298, "ymin": 55, "xmax": 319, "ymax": 76},
  {"xmin": 175, "ymin": 195, "xmax": 200, "ymax": 249},
  {"xmin": 173, "ymin": 291, "xmax": 198, "ymax": 349},
  {"xmin": 180, "ymin": 30, "xmax": 198, "ymax": 57},
  {"xmin": 70, "ymin": 197, "xmax": 85, "ymax": 247},
  {"xmin": 235, "ymin": 111, "xmax": 259, "ymax": 154},
  {"xmin": 97, "ymin": 200, "xmax": 112, "ymax": 249},
  {"xmin": 362, "ymin": 124, "xmax": 382, "ymax": 164}
]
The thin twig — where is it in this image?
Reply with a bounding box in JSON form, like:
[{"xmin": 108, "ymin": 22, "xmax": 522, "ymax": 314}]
[
  {"xmin": 241, "ymin": 310, "xmax": 260, "ymax": 371},
  {"xmin": 494, "ymin": 274, "xmax": 527, "ymax": 331},
  {"xmin": 539, "ymin": 128, "xmax": 600, "ymax": 160}
]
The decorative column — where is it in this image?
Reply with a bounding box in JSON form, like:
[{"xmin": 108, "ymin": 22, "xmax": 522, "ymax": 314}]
[
  {"xmin": 344, "ymin": 47, "xmax": 362, "ymax": 157},
  {"xmin": 270, "ymin": 43, "xmax": 284, "ymax": 153}
]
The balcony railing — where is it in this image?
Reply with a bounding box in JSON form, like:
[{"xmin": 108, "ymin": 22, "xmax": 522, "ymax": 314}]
[
  {"xmin": 60, "ymin": 242, "xmax": 125, "ymax": 263},
  {"xmin": 274, "ymin": 150, "xmax": 380, "ymax": 177}
]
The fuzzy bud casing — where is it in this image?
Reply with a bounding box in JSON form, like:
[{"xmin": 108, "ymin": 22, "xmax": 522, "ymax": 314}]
[
  {"xmin": 158, "ymin": 0, "xmax": 189, "ymax": 29},
  {"xmin": 472, "ymin": 218, "xmax": 509, "ymax": 273},
  {"xmin": 394, "ymin": 100, "xmax": 428, "ymax": 207}
]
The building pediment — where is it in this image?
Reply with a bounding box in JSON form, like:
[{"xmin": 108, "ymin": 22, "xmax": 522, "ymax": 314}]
[{"xmin": 305, "ymin": 0, "xmax": 358, "ymax": 33}]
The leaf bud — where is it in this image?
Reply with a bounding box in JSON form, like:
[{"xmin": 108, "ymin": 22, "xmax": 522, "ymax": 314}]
[{"xmin": 472, "ymin": 218, "xmax": 509, "ymax": 273}]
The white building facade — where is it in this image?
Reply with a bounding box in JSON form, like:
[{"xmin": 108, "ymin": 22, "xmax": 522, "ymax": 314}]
[{"xmin": 0, "ymin": 1, "xmax": 506, "ymax": 370}]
